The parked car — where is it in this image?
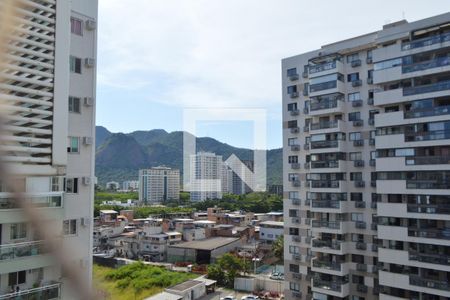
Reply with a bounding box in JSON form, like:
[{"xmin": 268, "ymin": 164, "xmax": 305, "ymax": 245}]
[
  {"xmin": 269, "ymin": 272, "xmax": 284, "ymax": 280},
  {"xmin": 221, "ymin": 297, "xmax": 236, "ymax": 300},
  {"xmin": 241, "ymin": 296, "xmax": 260, "ymax": 300}
]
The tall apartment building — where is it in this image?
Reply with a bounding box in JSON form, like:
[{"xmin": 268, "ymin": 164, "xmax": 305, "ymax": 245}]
[
  {"xmin": 0, "ymin": 0, "xmax": 97, "ymax": 298},
  {"xmin": 189, "ymin": 152, "xmax": 224, "ymax": 201},
  {"xmin": 122, "ymin": 180, "xmax": 139, "ymax": 191},
  {"xmin": 230, "ymin": 160, "xmax": 254, "ymax": 195},
  {"xmin": 139, "ymin": 167, "xmax": 180, "ymax": 204},
  {"xmin": 282, "ymin": 13, "xmax": 450, "ymax": 300}
]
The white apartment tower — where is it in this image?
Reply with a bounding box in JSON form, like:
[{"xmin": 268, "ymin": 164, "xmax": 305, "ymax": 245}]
[
  {"xmin": 282, "ymin": 13, "xmax": 450, "ymax": 300},
  {"xmin": 139, "ymin": 167, "xmax": 180, "ymax": 204},
  {"xmin": 189, "ymin": 152, "xmax": 224, "ymax": 201},
  {"xmin": 0, "ymin": 0, "xmax": 97, "ymax": 299}
]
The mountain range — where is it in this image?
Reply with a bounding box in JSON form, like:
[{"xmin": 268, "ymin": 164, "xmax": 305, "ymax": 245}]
[{"xmin": 95, "ymin": 126, "xmax": 283, "ymax": 187}]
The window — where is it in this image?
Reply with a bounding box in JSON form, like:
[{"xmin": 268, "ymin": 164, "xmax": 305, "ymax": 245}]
[
  {"xmin": 287, "ymin": 85, "xmax": 297, "ymax": 94},
  {"xmin": 67, "ymin": 137, "xmax": 79, "ymax": 153},
  {"xmin": 374, "ymin": 57, "xmax": 402, "ymax": 70},
  {"xmin": 349, "ymin": 152, "xmax": 362, "ymax": 160},
  {"xmin": 347, "ymin": 53, "xmax": 359, "ymax": 63},
  {"xmin": 289, "ymin": 245, "xmax": 299, "ymax": 254},
  {"xmin": 288, "ymin": 138, "xmax": 298, "ymax": 146},
  {"xmin": 69, "ymin": 96, "xmax": 81, "ymax": 113},
  {"xmin": 71, "ymin": 17, "xmax": 83, "ymax": 35},
  {"xmin": 371, "ymin": 151, "xmax": 377, "ymax": 160},
  {"xmin": 289, "ymin": 264, "xmax": 300, "ymax": 273},
  {"xmin": 289, "ymin": 191, "xmax": 299, "ymax": 199},
  {"xmin": 8, "ymin": 271, "xmax": 26, "ymax": 287},
  {"xmin": 348, "ymin": 92, "xmax": 361, "ymax": 102},
  {"xmin": 367, "ymin": 50, "xmax": 373, "ymax": 60},
  {"xmin": 349, "ymin": 112, "xmax": 361, "ymax": 121},
  {"xmin": 349, "ymin": 132, "xmax": 362, "ymax": 141},
  {"xmin": 288, "ymin": 173, "xmax": 299, "ymax": 181},
  {"xmin": 65, "ymin": 178, "xmax": 78, "ymax": 193},
  {"xmin": 287, "ymin": 103, "xmax": 297, "ymax": 111},
  {"xmin": 288, "ymin": 156, "xmax": 298, "ymax": 163},
  {"xmin": 350, "ymin": 172, "xmax": 363, "ymax": 181},
  {"xmin": 289, "ymin": 209, "xmax": 298, "ymax": 217},
  {"xmin": 347, "ymin": 73, "xmax": 360, "ymax": 82},
  {"xmin": 10, "ymin": 223, "xmax": 27, "ymax": 240},
  {"xmin": 70, "ymin": 56, "xmax": 82, "ymax": 74},
  {"xmin": 63, "ymin": 219, "xmax": 77, "ymax": 235},
  {"xmin": 287, "ymin": 68, "xmax": 297, "ymax": 76},
  {"xmin": 289, "ymin": 282, "xmax": 300, "ymax": 292},
  {"xmin": 351, "ymin": 213, "xmax": 364, "ymax": 222},
  {"xmin": 351, "ymin": 193, "xmax": 363, "ymax": 201},
  {"xmin": 368, "ymin": 69, "xmax": 374, "ymax": 79}
]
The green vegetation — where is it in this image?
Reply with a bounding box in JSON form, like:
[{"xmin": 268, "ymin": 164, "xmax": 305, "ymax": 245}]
[
  {"xmin": 94, "ymin": 262, "xmax": 197, "ymax": 300},
  {"xmin": 207, "ymin": 253, "xmax": 249, "ymax": 288},
  {"xmin": 94, "ymin": 204, "xmax": 194, "ymax": 218},
  {"xmin": 193, "ymin": 192, "xmax": 283, "ymax": 213},
  {"xmin": 272, "ymin": 236, "xmax": 284, "ymax": 261},
  {"xmin": 95, "ymin": 191, "xmax": 138, "ymax": 204}
]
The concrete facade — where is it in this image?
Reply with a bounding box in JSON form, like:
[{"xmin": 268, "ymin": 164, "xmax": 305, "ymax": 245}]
[
  {"xmin": 282, "ymin": 13, "xmax": 450, "ymax": 300},
  {"xmin": 139, "ymin": 167, "xmax": 180, "ymax": 204},
  {"xmin": 0, "ymin": 0, "xmax": 97, "ymax": 298}
]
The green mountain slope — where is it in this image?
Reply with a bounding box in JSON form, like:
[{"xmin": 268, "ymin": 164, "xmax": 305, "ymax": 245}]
[{"xmin": 95, "ymin": 126, "xmax": 282, "ymax": 187}]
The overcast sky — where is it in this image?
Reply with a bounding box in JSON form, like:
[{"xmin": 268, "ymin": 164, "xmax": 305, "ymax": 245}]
[{"xmin": 96, "ymin": 0, "xmax": 448, "ymax": 149}]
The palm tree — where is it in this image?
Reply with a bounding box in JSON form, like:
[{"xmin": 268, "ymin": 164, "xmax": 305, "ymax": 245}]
[{"xmin": 272, "ymin": 236, "xmax": 284, "ymax": 262}]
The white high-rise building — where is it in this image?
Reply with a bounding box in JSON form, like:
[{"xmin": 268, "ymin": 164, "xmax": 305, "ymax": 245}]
[
  {"xmin": 139, "ymin": 167, "xmax": 180, "ymax": 204},
  {"xmin": 0, "ymin": 0, "xmax": 97, "ymax": 298},
  {"xmin": 189, "ymin": 152, "xmax": 224, "ymax": 201},
  {"xmin": 122, "ymin": 180, "xmax": 139, "ymax": 191},
  {"xmin": 282, "ymin": 13, "xmax": 450, "ymax": 300}
]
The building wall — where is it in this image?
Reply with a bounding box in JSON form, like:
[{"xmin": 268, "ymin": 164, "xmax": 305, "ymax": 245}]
[{"xmin": 139, "ymin": 167, "xmax": 180, "ymax": 204}]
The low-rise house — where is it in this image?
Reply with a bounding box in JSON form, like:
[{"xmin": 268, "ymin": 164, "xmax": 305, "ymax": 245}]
[
  {"xmin": 99, "ymin": 210, "xmax": 119, "ymax": 225},
  {"xmin": 258, "ymin": 221, "xmax": 283, "ymax": 243},
  {"xmin": 140, "ymin": 233, "xmax": 169, "ymax": 262}
]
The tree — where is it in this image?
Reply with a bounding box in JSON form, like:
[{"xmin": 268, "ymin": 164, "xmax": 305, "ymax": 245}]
[
  {"xmin": 272, "ymin": 236, "xmax": 284, "ymax": 261},
  {"xmin": 207, "ymin": 264, "xmax": 226, "ymax": 286}
]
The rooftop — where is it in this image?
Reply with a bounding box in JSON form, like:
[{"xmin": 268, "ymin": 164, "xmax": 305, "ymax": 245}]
[
  {"xmin": 144, "ymin": 292, "xmax": 182, "ymax": 300},
  {"xmin": 259, "ymin": 221, "xmax": 284, "ymax": 227},
  {"xmin": 100, "ymin": 210, "xmax": 118, "ymax": 214},
  {"xmin": 169, "ymin": 237, "xmax": 240, "ymax": 251},
  {"xmin": 166, "ymin": 280, "xmax": 203, "ymax": 292}
]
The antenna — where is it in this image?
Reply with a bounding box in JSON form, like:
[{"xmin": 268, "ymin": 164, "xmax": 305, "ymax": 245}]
[{"xmin": 402, "ymin": 11, "xmax": 406, "ymax": 19}]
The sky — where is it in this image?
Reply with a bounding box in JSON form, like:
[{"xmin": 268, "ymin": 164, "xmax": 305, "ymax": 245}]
[{"xmin": 96, "ymin": 0, "xmax": 447, "ymax": 149}]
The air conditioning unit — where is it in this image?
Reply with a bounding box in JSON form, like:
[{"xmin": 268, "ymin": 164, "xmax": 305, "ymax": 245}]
[
  {"xmin": 83, "ymin": 137, "xmax": 93, "ymax": 145},
  {"xmin": 84, "ymin": 58, "xmax": 95, "ymax": 68},
  {"xmin": 81, "ymin": 217, "xmax": 90, "ymax": 227},
  {"xmin": 84, "ymin": 97, "xmax": 94, "ymax": 106},
  {"xmin": 86, "ymin": 20, "xmax": 97, "ymax": 30},
  {"xmin": 82, "ymin": 176, "xmax": 91, "ymax": 185}
]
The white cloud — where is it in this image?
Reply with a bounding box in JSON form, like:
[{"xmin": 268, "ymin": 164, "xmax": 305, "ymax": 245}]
[{"xmin": 98, "ymin": 0, "xmax": 447, "ymax": 108}]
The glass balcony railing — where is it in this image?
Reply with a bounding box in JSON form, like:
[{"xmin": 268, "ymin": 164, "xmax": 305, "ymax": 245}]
[
  {"xmin": 310, "ymin": 81, "xmax": 337, "ymax": 93},
  {"xmin": 401, "ymin": 32, "xmax": 450, "ymax": 51},
  {"xmin": 313, "ymin": 278, "xmax": 347, "ymax": 292},
  {"xmin": 310, "ymin": 180, "xmax": 340, "ymax": 188},
  {"xmin": 405, "ymin": 130, "xmax": 450, "ymax": 142},
  {"xmin": 309, "ymin": 61, "xmax": 337, "ymax": 74},
  {"xmin": 409, "ymin": 275, "xmax": 450, "ymax": 291},
  {"xmin": 0, "ymin": 192, "xmax": 63, "ymax": 209},
  {"xmin": 311, "ymin": 200, "xmax": 341, "ymax": 209},
  {"xmin": 0, "ymin": 283, "xmax": 60, "ymax": 300},
  {"xmin": 408, "ymin": 227, "xmax": 450, "ymax": 240},
  {"xmin": 409, "ymin": 251, "xmax": 450, "ymax": 265},
  {"xmin": 403, "ymin": 80, "xmax": 450, "ymax": 96},
  {"xmin": 406, "ymin": 180, "xmax": 450, "ymax": 189},
  {"xmin": 312, "ymin": 239, "xmax": 342, "ymax": 250},
  {"xmin": 404, "ymin": 105, "xmax": 450, "ymax": 119},
  {"xmin": 313, "ymin": 259, "xmax": 342, "ymax": 271},
  {"xmin": 311, "ymin": 140, "xmax": 339, "ymax": 149},
  {"xmin": 310, "ymin": 120, "xmax": 339, "ymax": 130},
  {"xmin": 0, "ymin": 240, "xmax": 47, "ymax": 261},
  {"xmin": 407, "ymin": 203, "xmax": 450, "ymax": 214},
  {"xmin": 312, "ymin": 220, "xmax": 341, "ymax": 229},
  {"xmin": 310, "ymin": 160, "xmax": 339, "ymax": 168},
  {"xmin": 310, "ymin": 99, "xmax": 339, "ymax": 111},
  {"xmin": 402, "ymin": 56, "xmax": 450, "ymax": 73}
]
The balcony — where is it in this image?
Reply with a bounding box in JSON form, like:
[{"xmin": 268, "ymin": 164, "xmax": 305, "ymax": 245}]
[
  {"xmin": 351, "ymin": 80, "xmax": 362, "ymax": 87},
  {"xmin": 367, "ymin": 97, "xmax": 374, "ymax": 105},
  {"xmin": 354, "ymin": 201, "xmax": 366, "ymax": 208},
  {"xmin": 353, "ymin": 139, "xmax": 364, "ymax": 147},
  {"xmin": 356, "ymin": 263, "xmax": 367, "ymax": 272},
  {"xmin": 309, "ymin": 61, "xmax": 337, "ymax": 74},
  {"xmin": 310, "ymin": 120, "xmax": 342, "ymax": 132},
  {"xmin": 290, "ymin": 144, "xmax": 300, "ymax": 151},
  {"xmin": 409, "ymin": 251, "xmax": 450, "ymax": 266},
  {"xmin": 310, "ymin": 180, "xmax": 340, "ymax": 189},
  {"xmin": 0, "ymin": 192, "xmax": 64, "ymax": 210},
  {"xmin": 352, "ymin": 120, "xmax": 364, "ymax": 127},
  {"xmin": 408, "ymin": 227, "xmax": 450, "ymax": 240},
  {"xmin": 407, "ymin": 203, "xmax": 450, "ymax": 214},
  {"xmin": 312, "ymin": 278, "xmax": 350, "ymax": 297},
  {"xmin": 402, "ymin": 56, "xmax": 450, "ymax": 73},
  {"xmin": 367, "ymin": 77, "xmax": 373, "ymax": 84},
  {"xmin": 291, "ymin": 198, "xmax": 301, "ymax": 205},
  {"xmin": 356, "ymin": 242, "xmax": 367, "ymax": 250},
  {"xmin": 409, "ymin": 275, "xmax": 450, "ymax": 292},
  {"xmin": 0, "ymin": 283, "xmax": 60, "ymax": 300},
  {"xmin": 291, "ymin": 163, "xmax": 300, "ymax": 169},
  {"xmin": 289, "ymin": 109, "xmax": 299, "ymax": 116},
  {"xmin": 0, "ymin": 240, "xmax": 47, "ymax": 261},
  {"xmin": 354, "ymin": 180, "xmax": 365, "ymax": 188},
  {"xmin": 289, "ymin": 127, "xmax": 299, "ymax": 134},
  {"xmin": 405, "ymin": 105, "xmax": 450, "ymax": 119},
  {"xmin": 401, "ymin": 32, "xmax": 450, "ymax": 51},
  {"xmin": 310, "ymin": 160, "xmax": 339, "ymax": 169},
  {"xmin": 355, "ymin": 221, "xmax": 367, "ymax": 229},
  {"xmin": 291, "ymin": 179, "xmax": 301, "ymax": 187},
  {"xmin": 404, "ymin": 80, "xmax": 450, "ymax": 96},
  {"xmin": 351, "ymin": 99, "xmax": 363, "ymax": 107},
  {"xmin": 351, "ymin": 59, "xmax": 362, "ymax": 68},
  {"xmin": 311, "ymin": 199, "xmax": 341, "ymax": 209},
  {"xmin": 312, "ymin": 258, "xmax": 347, "ymax": 276},
  {"xmin": 312, "ymin": 239, "xmax": 342, "ymax": 251},
  {"xmin": 289, "ymin": 92, "xmax": 299, "ymax": 98},
  {"xmin": 292, "ymin": 236, "xmax": 301, "ymax": 243},
  {"xmin": 311, "ymin": 140, "xmax": 339, "ymax": 149},
  {"xmin": 353, "ymin": 160, "xmax": 364, "ymax": 167},
  {"xmin": 357, "ymin": 284, "xmax": 368, "ymax": 293},
  {"xmin": 312, "ymin": 220, "xmax": 341, "ymax": 230},
  {"xmin": 288, "ymin": 73, "xmax": 299, "ymax": 81}
]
